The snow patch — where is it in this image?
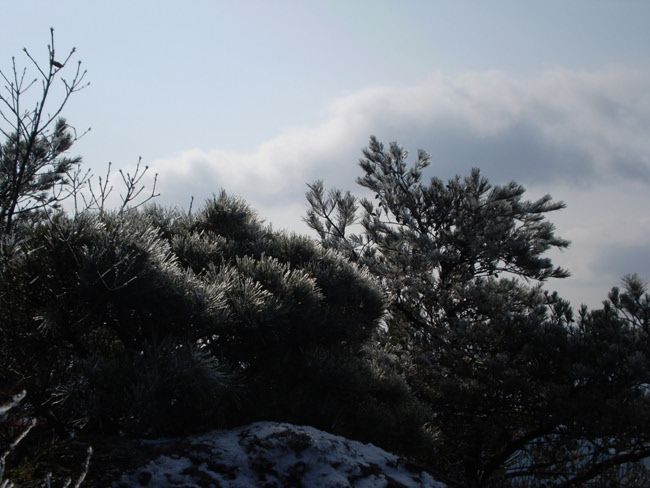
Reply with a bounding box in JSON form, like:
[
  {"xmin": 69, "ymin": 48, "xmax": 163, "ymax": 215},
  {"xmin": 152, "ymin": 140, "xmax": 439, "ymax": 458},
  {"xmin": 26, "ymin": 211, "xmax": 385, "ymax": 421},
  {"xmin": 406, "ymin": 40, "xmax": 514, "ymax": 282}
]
[{"xmin": 115, "ymin": 421, "xmax": 445, "ymax": 488}]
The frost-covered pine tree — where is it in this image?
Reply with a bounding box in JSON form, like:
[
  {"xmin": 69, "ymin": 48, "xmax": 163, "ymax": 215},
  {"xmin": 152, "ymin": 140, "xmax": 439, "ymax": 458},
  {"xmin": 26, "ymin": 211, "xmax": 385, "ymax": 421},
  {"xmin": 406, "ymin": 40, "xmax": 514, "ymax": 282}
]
[{"xmin": 305, "ymin": 136, "xmax": 650, "ymax": 487}]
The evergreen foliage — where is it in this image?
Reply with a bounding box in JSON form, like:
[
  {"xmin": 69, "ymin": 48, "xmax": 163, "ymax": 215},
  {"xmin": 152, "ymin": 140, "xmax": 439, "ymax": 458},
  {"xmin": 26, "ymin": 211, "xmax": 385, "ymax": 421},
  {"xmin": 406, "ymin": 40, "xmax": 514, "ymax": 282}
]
[
  {"xmin": 0, "ymin": 192, "xmax": 427, "ymax": 466},
  {"xmin": 305, "ymin": 136, "xmax": 650, "ymax": 487}
]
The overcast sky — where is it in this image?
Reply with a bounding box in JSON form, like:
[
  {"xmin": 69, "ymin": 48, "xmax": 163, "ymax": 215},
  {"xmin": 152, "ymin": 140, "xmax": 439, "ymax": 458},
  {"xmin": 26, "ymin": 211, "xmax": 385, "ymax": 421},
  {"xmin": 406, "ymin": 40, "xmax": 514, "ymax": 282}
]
[{"xmin": 2, "ymin": 1, "xmax": 649, "ymax": 309}]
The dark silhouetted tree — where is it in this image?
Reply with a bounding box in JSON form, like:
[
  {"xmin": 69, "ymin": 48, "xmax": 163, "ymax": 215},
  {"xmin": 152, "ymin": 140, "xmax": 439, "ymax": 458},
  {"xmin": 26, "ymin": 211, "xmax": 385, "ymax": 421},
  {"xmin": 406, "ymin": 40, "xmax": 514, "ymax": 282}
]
[{"xmin": 305, "ymin": 136, "xmax": 650, "ymax": 487}]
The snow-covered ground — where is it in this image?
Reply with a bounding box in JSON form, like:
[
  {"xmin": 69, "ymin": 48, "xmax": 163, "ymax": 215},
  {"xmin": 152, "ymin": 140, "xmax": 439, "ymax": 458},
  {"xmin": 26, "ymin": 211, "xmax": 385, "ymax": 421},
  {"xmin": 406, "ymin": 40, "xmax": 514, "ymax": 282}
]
[{"xmin": 114, "ymin": 421, "xmax": 446, "ymax": 488}]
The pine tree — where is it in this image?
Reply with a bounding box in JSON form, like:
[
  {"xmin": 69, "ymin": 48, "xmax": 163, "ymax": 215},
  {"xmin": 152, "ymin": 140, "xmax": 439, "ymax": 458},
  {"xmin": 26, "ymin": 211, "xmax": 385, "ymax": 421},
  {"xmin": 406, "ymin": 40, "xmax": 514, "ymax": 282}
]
[
  {"xmin": 305, "ymin": 136, "xmax": 650, "ymax": 486},
  {"xmin": 1, "ymin": 191, "xmax": 427, "ymax": 461},
  {"xmin": 0, "ymin": 29, "xmax": 88, "ymax": 235}
]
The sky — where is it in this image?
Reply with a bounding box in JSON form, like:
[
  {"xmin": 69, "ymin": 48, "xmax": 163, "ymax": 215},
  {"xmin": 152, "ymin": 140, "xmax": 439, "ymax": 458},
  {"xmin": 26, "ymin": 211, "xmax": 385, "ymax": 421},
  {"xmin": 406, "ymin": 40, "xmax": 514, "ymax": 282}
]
[{"xmin": 1, "ymin": 0, "xmax": 649, "ymax": 309}]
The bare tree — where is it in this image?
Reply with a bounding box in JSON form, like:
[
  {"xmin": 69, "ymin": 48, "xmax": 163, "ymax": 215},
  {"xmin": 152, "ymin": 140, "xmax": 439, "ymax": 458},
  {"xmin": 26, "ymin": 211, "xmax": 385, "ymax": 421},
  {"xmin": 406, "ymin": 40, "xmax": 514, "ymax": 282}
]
[
  {"xmin": 77, "ymin": 157, "xmax": 159, "ymax": 216},
  {"xmin": 0, "ymin": 28, "xmax": 89, "ymax": 235}
]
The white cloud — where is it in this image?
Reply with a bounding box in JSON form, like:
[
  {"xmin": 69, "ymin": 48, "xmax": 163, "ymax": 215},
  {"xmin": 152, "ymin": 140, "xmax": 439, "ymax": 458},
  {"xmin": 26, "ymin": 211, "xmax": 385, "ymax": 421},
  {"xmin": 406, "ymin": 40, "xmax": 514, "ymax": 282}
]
[{"xmin": 146, "ymin": 66, "xmax": 650, "ymax": 307}]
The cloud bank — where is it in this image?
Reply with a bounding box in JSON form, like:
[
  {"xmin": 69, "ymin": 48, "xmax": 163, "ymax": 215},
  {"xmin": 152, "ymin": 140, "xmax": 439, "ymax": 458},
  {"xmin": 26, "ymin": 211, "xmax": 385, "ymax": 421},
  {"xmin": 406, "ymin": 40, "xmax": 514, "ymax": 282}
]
[{"xmin": 148, "ymin": 66, "xmax": 650, "ymax": 308}]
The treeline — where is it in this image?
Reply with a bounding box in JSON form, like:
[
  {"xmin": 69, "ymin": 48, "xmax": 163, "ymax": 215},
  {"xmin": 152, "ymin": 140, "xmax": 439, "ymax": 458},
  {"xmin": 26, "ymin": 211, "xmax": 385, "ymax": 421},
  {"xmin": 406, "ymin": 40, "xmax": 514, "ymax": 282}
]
[{"xmin": 2, "ymin": 33, "xmax": 650, "ymax": 488}]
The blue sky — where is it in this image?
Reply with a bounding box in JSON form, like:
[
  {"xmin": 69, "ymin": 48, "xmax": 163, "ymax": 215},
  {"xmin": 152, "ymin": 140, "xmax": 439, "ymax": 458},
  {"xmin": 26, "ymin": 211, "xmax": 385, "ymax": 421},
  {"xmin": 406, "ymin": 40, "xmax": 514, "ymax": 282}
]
[{"xmin": 2, "ymin": 1, "xmax": 649, "ymax": 308}]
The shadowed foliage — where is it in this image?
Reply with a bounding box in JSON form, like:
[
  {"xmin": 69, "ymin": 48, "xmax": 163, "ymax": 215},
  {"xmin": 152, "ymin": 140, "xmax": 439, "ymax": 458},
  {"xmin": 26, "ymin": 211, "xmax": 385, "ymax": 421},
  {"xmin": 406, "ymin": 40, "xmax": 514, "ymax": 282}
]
[
  {"xmin": 306, "ymin": 137, "xmax": 650, "ymax": 487},
  {"xmin": 0, "ymin": 192, "xmax": 429, "ymax": 474}
]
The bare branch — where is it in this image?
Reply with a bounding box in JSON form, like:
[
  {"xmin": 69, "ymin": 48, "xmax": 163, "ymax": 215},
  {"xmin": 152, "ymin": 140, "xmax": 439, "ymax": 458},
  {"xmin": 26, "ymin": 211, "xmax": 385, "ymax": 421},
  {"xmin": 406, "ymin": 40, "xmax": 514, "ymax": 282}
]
[{"xmin": 118, "ymin": 157, "xmax": 160, "ymax": 213}]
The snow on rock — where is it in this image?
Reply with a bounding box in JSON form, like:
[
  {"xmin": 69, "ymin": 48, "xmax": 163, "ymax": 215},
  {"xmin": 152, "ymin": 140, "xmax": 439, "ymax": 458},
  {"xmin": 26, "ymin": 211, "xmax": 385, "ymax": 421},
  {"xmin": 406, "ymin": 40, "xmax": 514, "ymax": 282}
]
[{"xmin": 114, "ymin": 421, "xmax": 446, "ymax": 488}]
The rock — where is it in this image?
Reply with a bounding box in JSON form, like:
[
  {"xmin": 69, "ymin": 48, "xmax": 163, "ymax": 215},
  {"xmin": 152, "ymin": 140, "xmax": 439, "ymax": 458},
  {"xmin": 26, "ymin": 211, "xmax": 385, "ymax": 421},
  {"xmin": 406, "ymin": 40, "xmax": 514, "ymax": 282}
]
[{"xmin": 114, "ymin": 422, "xmax": 446, "ymax": 488}]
